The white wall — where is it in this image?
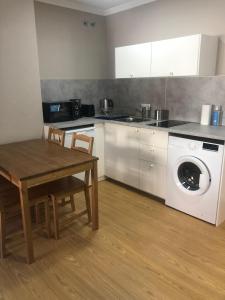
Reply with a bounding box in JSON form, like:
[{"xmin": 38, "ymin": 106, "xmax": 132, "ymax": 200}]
[
  {"xmin": 35, "ymin": 2, "xmax": 108, "ymax": 79},
  {"xmin": 0, "ymin": 0, "xmax": 43, "ymax": 144},
  {"xmin": 106, "ymin": 0, "xmax": 225, "ymax": 77}
]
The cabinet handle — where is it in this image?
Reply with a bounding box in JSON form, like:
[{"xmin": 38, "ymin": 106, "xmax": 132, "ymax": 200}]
[{"xmin": 149, "ymin": 163, "xmax": 154, "ymax": 168}]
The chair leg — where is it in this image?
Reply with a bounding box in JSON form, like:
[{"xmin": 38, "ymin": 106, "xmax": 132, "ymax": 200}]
[
  {"xmin": 84, "ymin": 187, "xmax": 91, "ymax": 223},
  {"xmin": 44, "ymin": 200, "xmax": 51, "ymax": 239},
  {"xmin": 35, "ymin": 203, "xmax": 40, "ymax": 224},
  {"xmin": 51, "ymin": 196, "xmax": 59, "ymax": 240},
  {"xmin": 70, "ymin": 195, "xmax": 76, "ymax": 212},
  {"xmin": 61, "ymin": 198, "xmax": 66, "ymax": 206},
  {"xmin": 0, "ymin": 211, "xmax": 6, "ymax": 259}
]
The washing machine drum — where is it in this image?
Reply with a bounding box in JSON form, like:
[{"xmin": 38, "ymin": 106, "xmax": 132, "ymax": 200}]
[{"xmin": 174, "ymin": 156, "xmax": 211, "ymax": 195}]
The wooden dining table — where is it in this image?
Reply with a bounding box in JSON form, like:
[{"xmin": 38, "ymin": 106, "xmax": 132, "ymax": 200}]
[{"xmin": 0, "ymin": 139, "xmax": 99, "ymax": 264}]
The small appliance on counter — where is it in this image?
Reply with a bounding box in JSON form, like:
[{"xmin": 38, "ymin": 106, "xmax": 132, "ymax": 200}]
[
  {"xmin": 42, "ymin": 100, "xmax": 77, "ymax": 123},
  {"xmin": 100, "ymin": 98, "xmax": 114, "ymax": 115},
  {"xmin": 70, "ymin": 99, "xmax": 81, "ymax": 120},
  {"xmin": 141, "ymin": 104, "xmax": 151, "ymax": 120},
  {"xmin": 154, "ymin": 109, "xmax": 169, "ymax": 121},
  {"xmin": 81, "ymin": 104, "xmax": 95, "ymax": 117}
]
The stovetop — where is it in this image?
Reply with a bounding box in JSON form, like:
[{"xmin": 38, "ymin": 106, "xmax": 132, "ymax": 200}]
[{"xmin": 148, "ymin": 120, "xmax": 190, "ymax": 128}]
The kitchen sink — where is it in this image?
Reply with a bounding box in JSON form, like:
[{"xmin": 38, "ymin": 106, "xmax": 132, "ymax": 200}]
[{"xmin": 113, "ymin": 116, "xmax": 145, "ymax": 123}]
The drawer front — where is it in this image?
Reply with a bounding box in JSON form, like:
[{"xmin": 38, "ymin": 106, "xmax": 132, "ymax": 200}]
[
  {"xmin": 140, "ymin": 160, "xmax": 166, "ymax": 198},
  {"xmin": 140, "ymin": 144, "xmax": 167, "ymax": 165},
  {"xmin": 140, "ymin": 128, "xmax": 168, "ymax": 148},
  {"xmin": 140, "ymin": 160, "xmax": 155, "ymax": 195}
]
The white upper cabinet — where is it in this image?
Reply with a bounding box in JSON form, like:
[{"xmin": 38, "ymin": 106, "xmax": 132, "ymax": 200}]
[
  {"xmin": 115, "ymin": 34, "xmax": 218, "ymax": 78},
  {"xmin": 115, "ymin": 43, "xmax": 151, "ymax": 78},
  {"xmin": 151, "ymin": 34, "xmax": 218, "ymax": 77}
]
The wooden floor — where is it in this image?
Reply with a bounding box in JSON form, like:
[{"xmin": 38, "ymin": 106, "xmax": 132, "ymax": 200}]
[{"xmin": 1, "ymin": 180, "xmax": 225, "ymax": 299}]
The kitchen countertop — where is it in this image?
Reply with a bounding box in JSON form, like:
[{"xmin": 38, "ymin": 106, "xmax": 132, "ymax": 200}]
[
  {"xmin": 46, "ymin": 117, "xmax": 225, "ymax": 141},
  {"xmin": 46, "ymin": 117, "xmax": 170, "ymax": 132},
  {"xmin": 170, "ymin": 122, "xmax": 225, "ymax": 140}
]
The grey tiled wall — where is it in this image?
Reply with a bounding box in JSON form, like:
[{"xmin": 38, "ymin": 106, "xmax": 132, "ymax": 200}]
[
  {"xmin": 113, "ymin": 78, "xmax": 166, "ymax": 116},
  {"xmin": 41, "ymin": 79, "xmax": 116, "ymax": 113},
  {"xmin": 166, "ymin": 76, "xmax": 225, "ymax": 122},
  {"xmin": 41, "ymin": 76, "xmax": 225, "ymax": 122}
]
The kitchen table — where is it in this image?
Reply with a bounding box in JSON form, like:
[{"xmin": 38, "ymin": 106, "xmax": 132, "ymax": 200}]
[{"xmin": 0, "ymin": 139, "xmax": 98, "ymax": 263}]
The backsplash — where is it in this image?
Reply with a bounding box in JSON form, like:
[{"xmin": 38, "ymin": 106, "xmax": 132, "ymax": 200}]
[
  {"xmin": 41, "ymin": 76, "xmax": 225, "ymax": 122},
  {"xmin": 166, "ymin": 76, "xmax": 225, "ymax": 122},
  {"xmin": 113, "ymin": 78, "xmax": 166, "ymax": 116},
  {"xmin": 41, "ymin": 79, "xmax": 115, "ymax": 114}
]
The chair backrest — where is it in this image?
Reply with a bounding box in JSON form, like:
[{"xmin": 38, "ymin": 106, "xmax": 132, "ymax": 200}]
[
  {"xmin": 48, "ymin": 127, "xmax": 65, "ymax": 147},
  {"xmin": 71, "ymin": 133, "xmax": 94, "ymax": 155},
  {"xmin": 71, "ymin": 133, "xmax": 94, "ymax": 185}
]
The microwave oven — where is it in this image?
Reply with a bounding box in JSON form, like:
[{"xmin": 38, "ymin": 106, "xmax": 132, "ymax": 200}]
[{"xmin": 42, "ymin": 100, "xmax": 81, "ymax": 123}]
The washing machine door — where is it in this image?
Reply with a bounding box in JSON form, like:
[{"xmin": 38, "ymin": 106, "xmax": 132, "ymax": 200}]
[{"xmin": 174, "ymin": 156, "xmax": 211, "ymax": 196}]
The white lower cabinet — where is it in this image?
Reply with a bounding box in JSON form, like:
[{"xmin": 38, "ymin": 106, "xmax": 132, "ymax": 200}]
[
  {"xmin": 105, "ymin": 123, "xmax": 140, "ymax": 189},
  {"xmin": 140, "ymin": 160, "xmax": 166, "ymax": 199},
  {"xmin": 105, "ymin": 123, "xmax": 168, "ymax": 198},
  {"xmin": 94, "ymin": 123, "xmax": 105, "ymax": 179},
  {"xmin": 139, "ymin": 128, "xmax": 168, "ymax": 198}
]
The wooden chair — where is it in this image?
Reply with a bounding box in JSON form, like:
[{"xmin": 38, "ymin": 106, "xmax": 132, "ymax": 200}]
[
  {"xmin": 48, "ymin": 127, "xmax": 65, "ymax": 146},
  {"xmin": 0, "ymin": 177, "xmax": 51, "ymax": 259},
  {"xmin": 50, "ymin": 133, "xmax": 94, "ymax": 239},
  {"xmin": 35, "ymin": 126, "xmax": 66, "ymax": 224}
]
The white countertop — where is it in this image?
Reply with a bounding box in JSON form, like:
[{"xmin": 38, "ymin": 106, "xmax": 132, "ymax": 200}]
[
  {"xmin": 46, "ymin": 117, "xmax": 225, "ymax": 141},
  {"xmin": 170, "ymin": 122, "xmax": 225, "ymax": 140}
]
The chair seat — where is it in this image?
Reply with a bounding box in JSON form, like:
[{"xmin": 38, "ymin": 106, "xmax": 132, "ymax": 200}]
[
  {"xmin": 0, "ymin": 183, "xmax": 51, "ymax": 212},
  {"xmin": 0, "ymin": 177, "xmax": 15, "ymax": 193},
  {"xmin": 0, "ymin": 176, "xmax": 85, "ymax": 210},
  {"xmin": 44, "ymin": 176, "xmax": 85, "ymax": 199}
]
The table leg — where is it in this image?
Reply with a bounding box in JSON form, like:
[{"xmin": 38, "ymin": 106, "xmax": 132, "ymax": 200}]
[
  {"xmin": 91, "ymin": 160, "xmax": 99, "ymax": 230},
  {"xmin": 19, "ymin": 182, "xmax": 34, "ymax": 264}
]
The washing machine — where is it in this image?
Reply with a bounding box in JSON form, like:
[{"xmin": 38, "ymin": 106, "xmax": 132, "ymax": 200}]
[{"xmin": 166, "ymin": 133, "xmax": 224, "ymax": 224}]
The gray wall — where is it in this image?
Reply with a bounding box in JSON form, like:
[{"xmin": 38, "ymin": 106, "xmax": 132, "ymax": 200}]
[
  {"xmin": 0, "ymin": 0, "xmax": 43, "ymax": 144},
  {"xmin": 41, "ymin": 79, "xmax": 115, "ymax": 113},
  {"xmin": 35, "ymin": 2, "xmax": 108, "ymax": 80},
  {"xmin": 41, "ymin": 76, "xmax": 225, "ymax": 123},
  {"xmin": 113, "ymin": 76, "xmax": 225, "ymax": 123},
  {"xmin": 106, "ymin": 0, "xmax": 225, "ymax": 78}
]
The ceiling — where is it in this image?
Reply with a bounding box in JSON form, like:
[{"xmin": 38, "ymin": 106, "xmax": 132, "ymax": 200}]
[{"xmin": 36, "ymin": 0, "xmax": 157, "ymax": 16}]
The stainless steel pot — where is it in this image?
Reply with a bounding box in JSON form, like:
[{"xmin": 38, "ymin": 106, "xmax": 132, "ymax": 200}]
[
  {"xmin": 154, "ymin": 109, "xmax": 169, "ymax": 121},
  {"xmin": 100, "ymin": 98, "xmax": 114, "ymax": 114}
]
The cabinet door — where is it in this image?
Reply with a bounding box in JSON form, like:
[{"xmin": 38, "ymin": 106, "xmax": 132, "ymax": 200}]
[
  {"xmin": 140, "ymin": 144, "xmax": 167, "ymax": 165},
  {"xmin": 94, "ymin": 124, "xmax": 105, "ymax": 179},
  {"xmin": 151, "ymin": 35, "xmax": 200, "ymax": 76},
  {"xmin": 140, "ymin": 160, "xmax": 166, "ymax": 198},
  {"xmin": 105, "ymin": 124, "xmax": 140, "ymax": 188},
  {"xmin": 140, "ymin": 160, "xmax": 155, "ymax": 195},
  {"xmin": 115, "ymin": 43, "xmax": 151, "ymax": 78},
  {"xmin": 139, "ymin": 128, "xmax": 168, "ymax": 149}
]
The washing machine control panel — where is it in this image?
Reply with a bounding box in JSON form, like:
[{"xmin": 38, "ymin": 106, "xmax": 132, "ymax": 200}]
[{"xmin": 203, "ymin": 143, "xmax": 219, "ymax": 152}]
